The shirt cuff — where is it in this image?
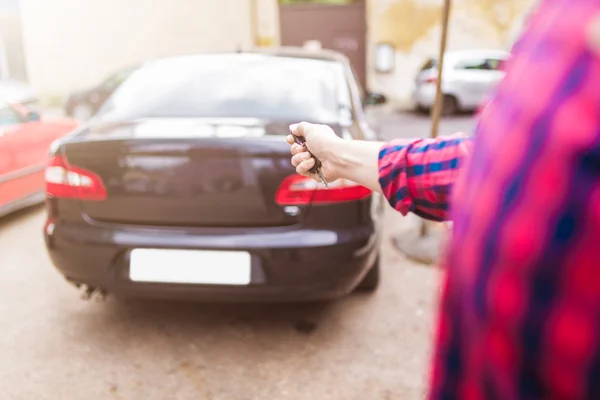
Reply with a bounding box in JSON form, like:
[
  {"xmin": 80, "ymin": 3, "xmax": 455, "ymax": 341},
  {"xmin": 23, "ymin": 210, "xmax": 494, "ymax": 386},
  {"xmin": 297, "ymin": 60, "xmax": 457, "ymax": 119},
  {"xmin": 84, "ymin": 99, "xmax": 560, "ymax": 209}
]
[{"xmin": 377, "ymin": 139, "xmax": 419, "ymax": 216}]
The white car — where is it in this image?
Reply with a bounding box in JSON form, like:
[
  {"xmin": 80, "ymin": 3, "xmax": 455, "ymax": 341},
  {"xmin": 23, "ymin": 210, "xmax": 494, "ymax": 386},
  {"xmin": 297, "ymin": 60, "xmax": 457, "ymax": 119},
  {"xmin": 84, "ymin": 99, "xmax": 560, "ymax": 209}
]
[
  {"xmin": 0, "ymin": 78, "xmax": 38, "ymax": 106},
  {"xmin": 412, "ymin": 49, "xmax": 510, "ymax": 115}
]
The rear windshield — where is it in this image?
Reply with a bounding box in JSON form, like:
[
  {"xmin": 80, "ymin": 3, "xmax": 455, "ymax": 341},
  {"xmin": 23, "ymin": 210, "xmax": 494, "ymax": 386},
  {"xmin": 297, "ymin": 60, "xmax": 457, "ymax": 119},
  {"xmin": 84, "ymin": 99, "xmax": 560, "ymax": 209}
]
[{"xmin": 94, "ymin": 54, "xmax": 349, "ymax": 124}]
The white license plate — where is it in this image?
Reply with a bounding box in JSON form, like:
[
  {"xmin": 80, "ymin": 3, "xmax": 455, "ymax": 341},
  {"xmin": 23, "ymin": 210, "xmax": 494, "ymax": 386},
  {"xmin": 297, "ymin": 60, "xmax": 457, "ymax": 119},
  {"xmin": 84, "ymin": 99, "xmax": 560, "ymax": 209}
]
[{"xmin": 129, "ymin": 249, "xmax": 251, "ymax": 285}]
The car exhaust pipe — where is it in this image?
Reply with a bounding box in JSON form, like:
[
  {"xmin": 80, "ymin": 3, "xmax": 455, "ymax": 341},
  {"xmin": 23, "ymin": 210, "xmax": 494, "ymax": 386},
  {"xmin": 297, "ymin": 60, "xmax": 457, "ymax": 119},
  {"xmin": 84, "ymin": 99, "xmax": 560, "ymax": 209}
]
[
  {"xmin": 80, "ymin": 285, "xmax": 94, "ymax": 300},
  {"xmin": 93, "ymin": 288, "xmax": 108, "ymax": 303}
]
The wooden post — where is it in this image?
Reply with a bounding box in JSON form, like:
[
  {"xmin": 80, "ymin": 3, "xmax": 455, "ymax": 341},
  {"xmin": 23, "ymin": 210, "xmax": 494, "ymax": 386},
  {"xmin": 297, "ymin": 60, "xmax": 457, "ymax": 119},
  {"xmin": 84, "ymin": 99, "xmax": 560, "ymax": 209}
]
[
  {"xmin": 420, "ymin": 0, "xmax": 452, "ymax": 237},
  {"xmin": 430, "ymin": 0, "xmax": 452, "ymax": 139}
]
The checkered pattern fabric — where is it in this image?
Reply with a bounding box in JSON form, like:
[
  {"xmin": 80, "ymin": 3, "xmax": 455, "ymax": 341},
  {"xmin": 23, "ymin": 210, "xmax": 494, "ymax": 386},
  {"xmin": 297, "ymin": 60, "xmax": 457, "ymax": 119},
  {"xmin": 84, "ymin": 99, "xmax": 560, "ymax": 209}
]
[{"xmin": 378, "ymin": 0, "xmax": 600, "ymax": 398}]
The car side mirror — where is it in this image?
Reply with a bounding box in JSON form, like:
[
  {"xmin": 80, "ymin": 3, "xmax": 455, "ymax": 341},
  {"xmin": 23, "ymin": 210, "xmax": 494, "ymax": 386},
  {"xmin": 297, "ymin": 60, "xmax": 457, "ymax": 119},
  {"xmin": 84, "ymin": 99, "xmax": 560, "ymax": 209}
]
[
  {"xmin": 27, "ymin": 110, "xmax": 41, "ymax": 122},
  {"xmin": 365, "ymin": 92, "xmax": 387, "ymax": 106}
]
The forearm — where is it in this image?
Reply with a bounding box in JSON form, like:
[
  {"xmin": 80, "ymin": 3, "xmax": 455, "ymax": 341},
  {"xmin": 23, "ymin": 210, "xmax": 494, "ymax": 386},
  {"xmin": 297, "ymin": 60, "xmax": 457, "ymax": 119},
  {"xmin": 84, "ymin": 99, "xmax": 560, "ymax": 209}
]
[
  {"xmin": 288, "ymin": 122, "xmax": 471, "ymax": 221},
  {"xmin": 326, "ymin": 139, "xmax": 386, "ymax": 194},
  {"xmin": 325, "ymin": 137, "xmax": 423, "ymax": 195}
]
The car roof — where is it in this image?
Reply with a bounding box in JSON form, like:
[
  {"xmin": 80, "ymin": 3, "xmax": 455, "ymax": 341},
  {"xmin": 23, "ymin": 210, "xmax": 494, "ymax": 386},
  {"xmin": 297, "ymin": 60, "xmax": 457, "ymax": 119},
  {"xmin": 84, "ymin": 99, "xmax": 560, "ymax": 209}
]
[
  {"xmin": 144, "ymin": 46, "xmax": 350, "ymax": 67},
  {"xmin": 247, "ymin": 46, "xmax": 350, "ymax": 63}
]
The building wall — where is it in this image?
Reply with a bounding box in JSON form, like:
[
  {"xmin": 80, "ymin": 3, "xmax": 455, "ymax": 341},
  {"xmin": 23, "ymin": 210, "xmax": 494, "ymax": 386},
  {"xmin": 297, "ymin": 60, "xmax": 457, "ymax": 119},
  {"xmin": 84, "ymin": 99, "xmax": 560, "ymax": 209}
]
[
  {"xmin": 18, "ymin": 0, "xmax": 535, "ymax": 105},
  {"xmin": 19, "ymin": 0, "xmax": 256, "ymax": 103},
  {"xmin": 255, "ymin": 0, "xmax": 281, "ymax": 47},
  {"xmin": 366, "ymin": 0, "xmax": 537, "ymax": 103},
  {"xmin": 0, "ymin": 12, "xmax": 27, "ymax": 81}
]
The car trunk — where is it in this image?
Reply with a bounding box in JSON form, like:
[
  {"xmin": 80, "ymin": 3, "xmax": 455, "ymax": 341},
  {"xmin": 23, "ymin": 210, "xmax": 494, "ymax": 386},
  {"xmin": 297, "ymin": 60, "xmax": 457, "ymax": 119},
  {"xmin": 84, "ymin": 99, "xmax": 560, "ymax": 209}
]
[{"xmin": 62, "ymin": 119, "xmax": 317, "ymax": 227}]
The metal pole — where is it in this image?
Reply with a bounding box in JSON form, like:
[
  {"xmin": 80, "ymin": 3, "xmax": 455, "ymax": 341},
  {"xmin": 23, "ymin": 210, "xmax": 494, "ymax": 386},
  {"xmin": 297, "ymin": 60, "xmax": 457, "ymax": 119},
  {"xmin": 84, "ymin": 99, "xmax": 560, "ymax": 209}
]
[{"xmin": 420, "ymin": 0, "xmax": 452, "ymax": 237}]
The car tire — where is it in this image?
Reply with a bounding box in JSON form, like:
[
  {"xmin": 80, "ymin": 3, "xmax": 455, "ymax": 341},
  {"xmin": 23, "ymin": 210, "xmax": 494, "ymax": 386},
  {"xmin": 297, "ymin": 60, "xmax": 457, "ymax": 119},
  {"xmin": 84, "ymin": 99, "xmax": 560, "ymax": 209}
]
[
  {"xmin": 355, "ymin": 255, "xmax": 380, "ymax": 292},
  {"xmin": 415, "ymin": 103, "xmax": 429, "ymax": 114},
  {"xmin": 441, "ymin": 95, "xmax": 459, "ymax": 116}
]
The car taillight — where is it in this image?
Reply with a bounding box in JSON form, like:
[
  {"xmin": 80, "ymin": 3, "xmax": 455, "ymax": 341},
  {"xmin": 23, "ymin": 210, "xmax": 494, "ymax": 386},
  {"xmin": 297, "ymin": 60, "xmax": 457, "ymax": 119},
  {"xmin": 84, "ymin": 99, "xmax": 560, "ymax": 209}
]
[
  {"xmin": 45, "ymin": 155, "xmax": 107, "ymax": 201},
  {"xmin": 275, "ymin": 175, "xmax": 371, "ymax": 205}
]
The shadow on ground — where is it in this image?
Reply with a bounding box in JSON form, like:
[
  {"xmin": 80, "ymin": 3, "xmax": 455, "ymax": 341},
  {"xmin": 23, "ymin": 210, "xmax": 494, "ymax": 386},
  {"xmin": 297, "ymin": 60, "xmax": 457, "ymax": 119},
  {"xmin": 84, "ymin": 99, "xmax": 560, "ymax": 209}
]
[{"xmin": 0, "ymin": 203, "xmax": 45, "ymax": 226}]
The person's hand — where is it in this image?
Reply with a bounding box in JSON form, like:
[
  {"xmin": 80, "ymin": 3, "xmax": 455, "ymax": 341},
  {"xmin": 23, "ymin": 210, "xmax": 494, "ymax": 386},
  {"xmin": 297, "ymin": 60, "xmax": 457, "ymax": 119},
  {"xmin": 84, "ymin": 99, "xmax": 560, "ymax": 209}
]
[{"xmin": 286, "ymin": 122, "xmax": 342, "ymax": 183}]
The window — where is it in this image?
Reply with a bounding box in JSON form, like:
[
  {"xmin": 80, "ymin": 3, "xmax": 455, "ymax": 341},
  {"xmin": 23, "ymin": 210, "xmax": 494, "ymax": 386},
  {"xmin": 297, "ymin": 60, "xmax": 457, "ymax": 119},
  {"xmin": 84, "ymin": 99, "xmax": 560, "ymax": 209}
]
[
  {"xmin": 375, "ymin": 43, "xmax": 395, "ymax": 73},
  {"xmin": 0, "ymin": 105, "xmax": 21, "ymax": 126},
  {"xmin": 455, "ymin": 57, "xmax": 508, "ymax": 71},
  {"xmin": 102, "ymin": 67, "xmax": 138, "ymax": 91},
  {"xmin": 420, "ymin": 59, "xmax": 437, "ymax": 72},
  {"xmin": 96, "ymin": 55, "xmax": 349, "ymax": 124},
  {"xmin": 486, "ymin": 58, "xmax": 506, "ymax": 71},
  {"xmin": 455, "ymin": 58, "xmax": 490, "ymax": 70}
]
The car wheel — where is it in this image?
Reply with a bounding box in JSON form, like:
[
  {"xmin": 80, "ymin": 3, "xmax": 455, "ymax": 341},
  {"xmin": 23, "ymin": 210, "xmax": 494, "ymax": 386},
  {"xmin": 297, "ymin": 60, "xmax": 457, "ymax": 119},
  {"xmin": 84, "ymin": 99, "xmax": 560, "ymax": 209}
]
[
  {"xmin": 355, "ymin": 255, "xmax": 380, "ymax": 292},
  {"xmin": 72, "ymin": 103, "xmax": 95, "ymax": 121},
  {"xmin": 415, "ymin": 103, "xmax": 429, "ymax": 114},
  {"xmin": 441, "ymin": 95, "xmax": 459, "ymax": 116}
]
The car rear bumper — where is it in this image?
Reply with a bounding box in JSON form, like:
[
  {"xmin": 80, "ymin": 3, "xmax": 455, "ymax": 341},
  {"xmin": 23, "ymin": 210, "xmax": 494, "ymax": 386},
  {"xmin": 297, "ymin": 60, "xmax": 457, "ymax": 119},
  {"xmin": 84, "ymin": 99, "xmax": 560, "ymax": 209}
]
[
  {"xmin": 412, "ymin": 84, "xmax": 437, "ymax": 108},
  {"xmin": 44, "ymin": 220, "xmax": 381, "ymax": 302}
]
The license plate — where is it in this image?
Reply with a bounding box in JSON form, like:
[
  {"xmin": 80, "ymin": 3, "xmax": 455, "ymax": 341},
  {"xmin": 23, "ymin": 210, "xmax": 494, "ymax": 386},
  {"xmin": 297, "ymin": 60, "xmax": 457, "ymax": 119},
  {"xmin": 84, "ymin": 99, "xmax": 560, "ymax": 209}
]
[{"xmin": 129, "ymin": 249, "xmax": 251, "ymax": 285}]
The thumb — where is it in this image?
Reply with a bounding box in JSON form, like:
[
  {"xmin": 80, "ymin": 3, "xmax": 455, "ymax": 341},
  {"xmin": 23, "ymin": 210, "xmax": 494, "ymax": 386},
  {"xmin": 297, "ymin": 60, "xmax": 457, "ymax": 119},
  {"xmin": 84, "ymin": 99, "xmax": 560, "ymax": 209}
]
[{"xmin": 289, "ymin": 121, "xmax": 312, "ymax": 139}]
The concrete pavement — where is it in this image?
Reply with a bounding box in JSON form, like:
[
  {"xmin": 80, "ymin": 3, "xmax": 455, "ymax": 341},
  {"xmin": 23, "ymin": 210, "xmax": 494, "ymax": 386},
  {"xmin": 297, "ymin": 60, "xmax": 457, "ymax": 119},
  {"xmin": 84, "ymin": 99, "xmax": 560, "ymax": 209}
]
[
  {"xmin": 0, "ymin": 205, "xmax": 438, "ymax": 400},
  {"xmin": 376, "ymin": 109, "xmax": 476, "ymax": 142}
]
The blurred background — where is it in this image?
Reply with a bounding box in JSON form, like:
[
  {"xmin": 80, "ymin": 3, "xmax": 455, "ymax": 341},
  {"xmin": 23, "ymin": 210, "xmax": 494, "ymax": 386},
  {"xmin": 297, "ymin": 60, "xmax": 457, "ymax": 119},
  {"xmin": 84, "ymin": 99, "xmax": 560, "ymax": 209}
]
[
  {"xmin": 0, "ymin": 0, "xmax": 537, "ymax": 399},
  {"xmin": 2, "ymin": 0, "xmax": 532, "ymax": 111}
]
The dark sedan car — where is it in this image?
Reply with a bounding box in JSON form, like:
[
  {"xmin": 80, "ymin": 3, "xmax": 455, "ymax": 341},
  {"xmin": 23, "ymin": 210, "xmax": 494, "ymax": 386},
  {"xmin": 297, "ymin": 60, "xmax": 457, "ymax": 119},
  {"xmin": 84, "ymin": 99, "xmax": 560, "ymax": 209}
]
[{"xmin": 44, "ymin": 48, "xmax": 387, "ymax": 302}]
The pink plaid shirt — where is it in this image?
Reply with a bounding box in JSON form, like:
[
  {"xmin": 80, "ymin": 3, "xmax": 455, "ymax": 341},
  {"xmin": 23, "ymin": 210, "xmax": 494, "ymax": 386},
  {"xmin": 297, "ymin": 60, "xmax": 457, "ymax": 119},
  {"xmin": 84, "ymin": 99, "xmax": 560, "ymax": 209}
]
[{"xmin": 378, "ymin": 1, "xmax": 600, "ymax": 398}]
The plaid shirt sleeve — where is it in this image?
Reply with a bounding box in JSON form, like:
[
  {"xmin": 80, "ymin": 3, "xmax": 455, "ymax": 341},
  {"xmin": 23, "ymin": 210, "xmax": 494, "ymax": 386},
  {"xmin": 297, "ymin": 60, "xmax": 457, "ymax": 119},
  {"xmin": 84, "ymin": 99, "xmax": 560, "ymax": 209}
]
[{"xmin": 377, "ymin": 136, "xmax": 473, "ymax": 222}]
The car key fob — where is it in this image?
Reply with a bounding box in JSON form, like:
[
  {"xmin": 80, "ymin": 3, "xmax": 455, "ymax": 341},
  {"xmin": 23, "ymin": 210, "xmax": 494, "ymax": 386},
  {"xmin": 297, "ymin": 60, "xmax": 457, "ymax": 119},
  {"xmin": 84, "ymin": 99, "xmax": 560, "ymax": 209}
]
[{"xmin": 291, "ymin": 133, "xmax": 328, "ymax": 188}]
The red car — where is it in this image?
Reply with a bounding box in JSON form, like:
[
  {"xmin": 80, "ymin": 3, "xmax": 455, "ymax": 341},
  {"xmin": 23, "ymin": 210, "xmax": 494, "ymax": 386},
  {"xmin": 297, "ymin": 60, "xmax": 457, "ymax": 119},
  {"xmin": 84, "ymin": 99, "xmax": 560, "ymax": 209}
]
[{"xmin": 0, "ymin": 101, "xmax": 78, "ymax": 217}]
